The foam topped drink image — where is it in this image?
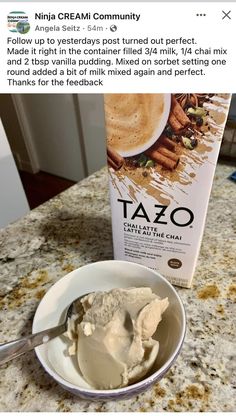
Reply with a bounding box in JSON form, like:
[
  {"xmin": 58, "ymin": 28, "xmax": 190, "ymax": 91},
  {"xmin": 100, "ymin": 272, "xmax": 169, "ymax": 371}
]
[
  {"xmin": 104, "ymin": 93, "xmax": 231, "ymax": 288},
  {"xmin": 105, "ymin": 94, "xmax": 170, "ymax": 157}
]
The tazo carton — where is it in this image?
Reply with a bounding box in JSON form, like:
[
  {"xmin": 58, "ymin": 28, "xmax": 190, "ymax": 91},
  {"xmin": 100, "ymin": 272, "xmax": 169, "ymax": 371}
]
[{"xmin": 104, "ymin": 94, "xmax": 231, "ymax": 288}]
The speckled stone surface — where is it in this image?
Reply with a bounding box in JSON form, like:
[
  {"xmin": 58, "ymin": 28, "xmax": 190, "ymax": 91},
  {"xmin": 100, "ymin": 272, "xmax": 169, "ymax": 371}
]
[{"xmin": 0, "ymin": 163, "xmax": 235, "ymax": 412}]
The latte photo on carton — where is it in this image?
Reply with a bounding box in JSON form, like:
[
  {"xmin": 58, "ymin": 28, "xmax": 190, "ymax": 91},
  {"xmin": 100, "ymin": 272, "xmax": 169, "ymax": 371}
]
[{"xmin": 104, "ymin": 93, "xmax": 231, "ymax": 288}]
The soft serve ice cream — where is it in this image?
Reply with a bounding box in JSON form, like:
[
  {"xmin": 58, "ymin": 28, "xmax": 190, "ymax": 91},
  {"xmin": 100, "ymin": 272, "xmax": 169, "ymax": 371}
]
[{"xmin": 67, "ymin": 287, "xmax": 168, "ymax": 389}]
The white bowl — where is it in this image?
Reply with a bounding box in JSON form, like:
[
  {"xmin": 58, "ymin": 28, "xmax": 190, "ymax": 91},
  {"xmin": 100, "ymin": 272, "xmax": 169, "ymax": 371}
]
[
  {"xmin": 33, "ymin": 260, "xmax": 186, "ymax": 401},
  {"xmin": 119, "ymin": 93, "xmax": 171, "ymax": 158}
]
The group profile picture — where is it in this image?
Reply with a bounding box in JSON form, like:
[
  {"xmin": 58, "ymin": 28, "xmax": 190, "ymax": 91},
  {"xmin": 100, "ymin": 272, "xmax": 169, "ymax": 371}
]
[{"xmin": 7, "ymin": 11, "xmax": 30, "ymax": 34}]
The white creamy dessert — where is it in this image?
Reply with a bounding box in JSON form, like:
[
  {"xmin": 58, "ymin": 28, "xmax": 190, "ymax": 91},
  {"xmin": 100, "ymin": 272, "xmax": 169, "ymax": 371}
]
[{"xmin": 67, "ymin": 287, "xmax": 168, "ymax": 390}]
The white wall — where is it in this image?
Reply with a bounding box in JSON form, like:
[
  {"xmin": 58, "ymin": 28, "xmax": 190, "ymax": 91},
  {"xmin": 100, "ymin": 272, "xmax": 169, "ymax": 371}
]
[
  {"xmin": 12, "ymin": 94, "xmax": 107, "ymax": 180},
  {"xmin": 0, "ymin": 119, "xmax": 29, "ymax": 229},
  {"xmin": 15, "ymin": 94, "xmax": 87, "ymax": 181},
  {"xmin": 77, "ymin": 94, "xmax": 106, "ymax": 175},
  {"xmin": 0, "ymin": 95, "xmax": 33, "ymax": 172}
]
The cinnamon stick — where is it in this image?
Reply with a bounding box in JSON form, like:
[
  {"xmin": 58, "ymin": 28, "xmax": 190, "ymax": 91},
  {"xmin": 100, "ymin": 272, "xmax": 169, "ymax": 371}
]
[
  {"xmin": 107, "ymin": 146, "xmax": 124, "ymax": 170},
  {"xmin": 157, "ymin": 146, "xmax": 179, "ymax": 162},
  {"xmin": 108, "ymin": 156, "xmax": 119, "ymax": 170},
  {"xmin": 146, "ymin": 149, "xmax": 179, "ymax": 170},
  {"xmin": 171, "ymin": 95, "xmax": 190, "ymax": 127},
  {"xmin": 168, "ymin": 113, "xmax": 183, "ymax": 133},
  {"xmin": 159, "ymin": 136, "xmax": 176, "ymax": 151}
]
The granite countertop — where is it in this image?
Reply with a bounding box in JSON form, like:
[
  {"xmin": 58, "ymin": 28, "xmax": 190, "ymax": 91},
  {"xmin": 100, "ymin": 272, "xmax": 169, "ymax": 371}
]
[{"xmin": 0, "ymin": 162, "xmax": 235, "ymax": 412}]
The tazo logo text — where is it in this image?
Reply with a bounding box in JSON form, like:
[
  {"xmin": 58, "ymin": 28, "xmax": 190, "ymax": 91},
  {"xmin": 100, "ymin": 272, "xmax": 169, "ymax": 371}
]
[{"xmin": 117, "ymin": 199, "xmax": 194, "ymax": 227}]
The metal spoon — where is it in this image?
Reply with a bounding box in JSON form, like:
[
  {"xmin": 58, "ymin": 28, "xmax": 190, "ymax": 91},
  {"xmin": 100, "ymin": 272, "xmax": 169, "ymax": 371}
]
[{"xmin": 0, "ymin": 293, "xmax": 88, "ymax": 365}]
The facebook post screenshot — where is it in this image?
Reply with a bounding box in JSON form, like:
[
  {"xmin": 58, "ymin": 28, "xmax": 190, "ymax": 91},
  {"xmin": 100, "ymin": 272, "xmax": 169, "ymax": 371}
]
[{"xmin": 0, "ymin": 1, "xmax": 235, "ymax": 413}]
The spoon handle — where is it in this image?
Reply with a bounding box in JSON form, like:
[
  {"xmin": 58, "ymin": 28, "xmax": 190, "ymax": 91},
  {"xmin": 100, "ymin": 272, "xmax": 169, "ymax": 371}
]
[{"xmin": 0, "ymin": 323, "xmax": 66, "ymax": 365}]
